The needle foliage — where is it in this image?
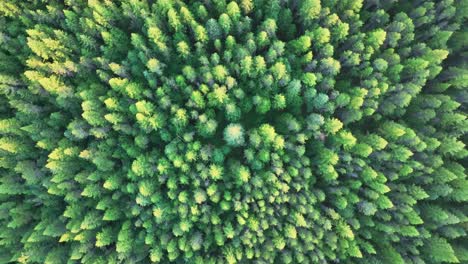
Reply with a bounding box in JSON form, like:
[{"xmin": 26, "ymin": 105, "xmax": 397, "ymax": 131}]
[{"xmin": 0, "ymin": 0, "xmax": 467, "ymax": 263}]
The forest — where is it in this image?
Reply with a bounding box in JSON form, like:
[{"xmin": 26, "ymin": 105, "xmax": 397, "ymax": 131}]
[{"xmin": 0, "ymin": 0, "xmax": 467, "ymax": 263}]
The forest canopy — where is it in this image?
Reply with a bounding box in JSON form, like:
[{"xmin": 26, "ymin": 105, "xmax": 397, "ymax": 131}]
[{"xmin": 0, "ymin": 0, "xmax": 467, "ymax": 263}]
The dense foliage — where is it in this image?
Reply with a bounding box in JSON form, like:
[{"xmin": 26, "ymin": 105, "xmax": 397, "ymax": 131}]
[{"xmin": 0, "ymin": 0, "xmax": 467, "ymax": 263}]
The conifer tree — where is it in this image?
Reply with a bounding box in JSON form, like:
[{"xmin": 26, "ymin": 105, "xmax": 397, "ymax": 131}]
[{"xmin": 0, "ymin": 0, "xmax": 466, "ymax": 263}]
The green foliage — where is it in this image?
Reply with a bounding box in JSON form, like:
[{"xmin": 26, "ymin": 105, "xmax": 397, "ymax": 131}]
[
  {"xmin": 223, "ymin": 123, "xmax": 245, "ymax": 146},
  {"xmin": 0, "ymin": 0, "xmax": 466, "ymax": 263},
  {"xmin": 423, "ymin": 236, "xmax": 459, "ymax": 263}
]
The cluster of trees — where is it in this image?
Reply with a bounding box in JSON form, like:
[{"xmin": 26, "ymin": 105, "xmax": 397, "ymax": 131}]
[{"xmin": 0, "ymin": 0, "xmax": 466, "ymax": 263}]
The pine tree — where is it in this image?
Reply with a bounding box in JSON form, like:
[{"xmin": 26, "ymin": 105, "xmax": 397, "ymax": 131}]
[{"xmin": 0, "ymin": 0, "xmax": 466, "ymax": 263}]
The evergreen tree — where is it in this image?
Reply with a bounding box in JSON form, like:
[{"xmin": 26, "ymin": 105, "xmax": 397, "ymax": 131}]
[{"xmin": 0, "ymin": 0, "xmax": 466, "ymax": 263}]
